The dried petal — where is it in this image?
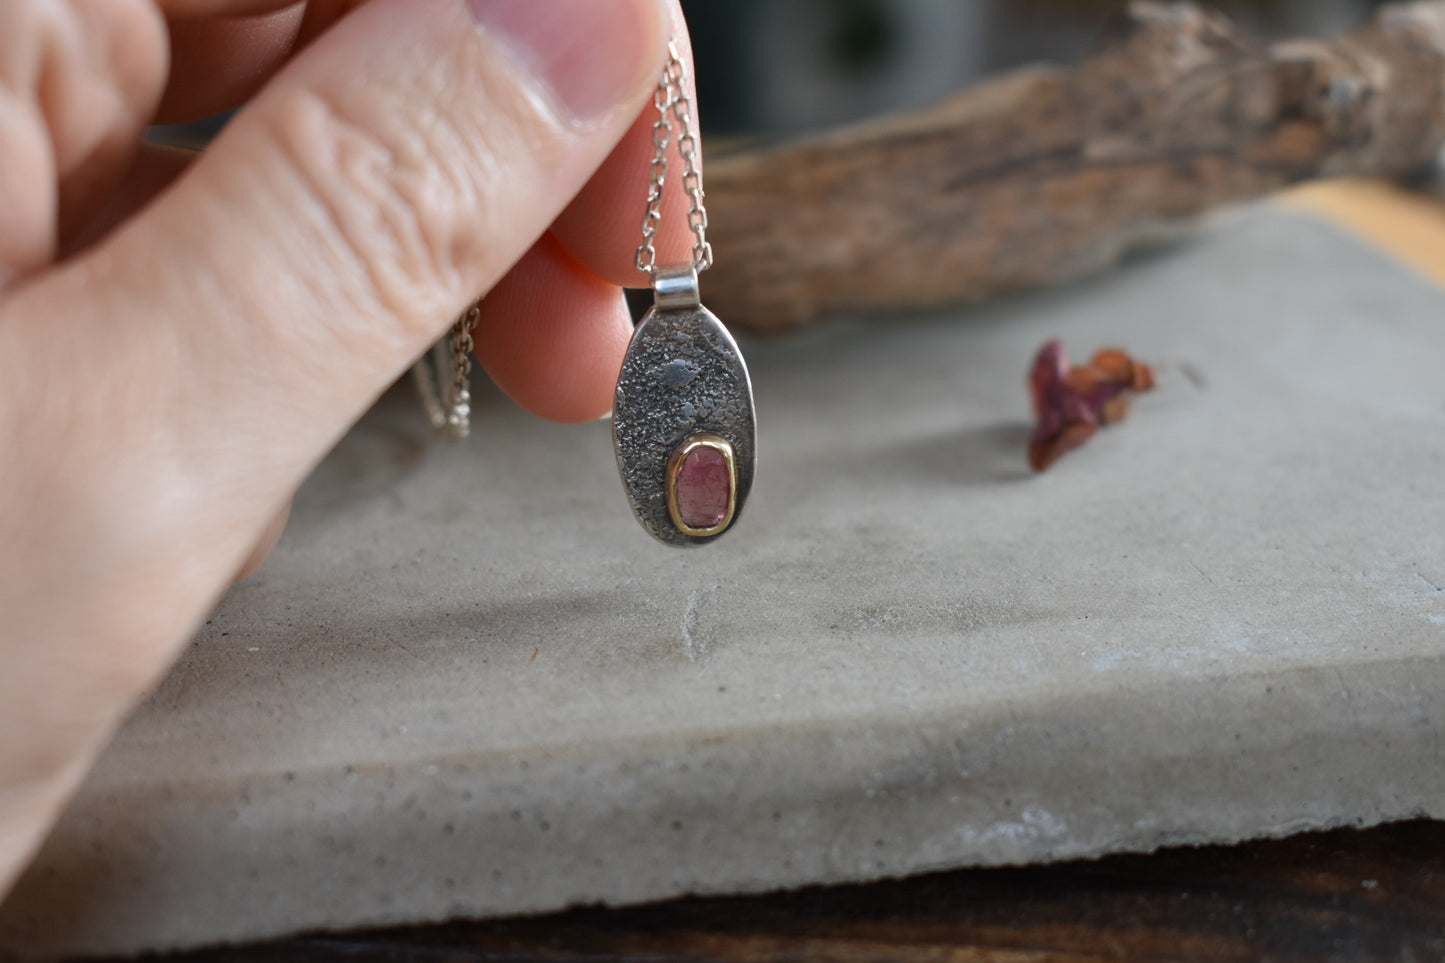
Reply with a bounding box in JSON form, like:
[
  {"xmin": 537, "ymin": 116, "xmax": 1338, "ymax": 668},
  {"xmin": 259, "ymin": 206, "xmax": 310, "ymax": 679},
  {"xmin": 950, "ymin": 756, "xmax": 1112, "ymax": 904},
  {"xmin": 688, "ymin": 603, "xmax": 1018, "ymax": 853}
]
[
  {"xmin": 1130, "ymin": 362, "xmax": 1156, "ymax": 392},
  {"xmin": 1029, "ymin": 420, "xmax": 1098, "ymax": 472},
  {"xmin": 1089, "ymin": 348, "xmax": 1157, "ymax": 392},
  {"xmin": 1026, "ymin": 340, "xmax": 1156, "ymax": 472},
  {"xmin": 1029, "ymin": 339, "xmax": 1069, "ymax": 417},
  {"xmin": 1100, "ymin": 395, "xmax": 1132, "ymax": 425}
]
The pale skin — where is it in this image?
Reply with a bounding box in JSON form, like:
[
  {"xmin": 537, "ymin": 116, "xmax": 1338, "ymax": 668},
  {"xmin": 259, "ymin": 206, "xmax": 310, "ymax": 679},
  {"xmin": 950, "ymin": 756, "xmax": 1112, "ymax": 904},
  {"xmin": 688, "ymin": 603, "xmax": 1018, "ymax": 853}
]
[{"xmin": 0, "ymin": 0, "xmax": 700, "ymax": 900}]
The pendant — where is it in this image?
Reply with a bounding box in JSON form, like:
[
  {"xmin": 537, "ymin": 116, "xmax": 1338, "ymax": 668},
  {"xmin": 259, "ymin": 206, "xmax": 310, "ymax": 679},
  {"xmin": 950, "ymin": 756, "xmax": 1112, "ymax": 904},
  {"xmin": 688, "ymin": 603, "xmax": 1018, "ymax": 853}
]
[{"xmin": 613, "ymin": 266, "xmax": 755, "ymax": 546}]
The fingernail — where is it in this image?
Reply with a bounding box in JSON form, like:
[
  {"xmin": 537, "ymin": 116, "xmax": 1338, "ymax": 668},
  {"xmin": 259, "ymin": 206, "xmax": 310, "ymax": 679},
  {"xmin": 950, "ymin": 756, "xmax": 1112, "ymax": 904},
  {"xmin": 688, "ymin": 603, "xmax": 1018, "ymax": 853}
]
[{"xmin": 470, "ymin": 0, "xmax": 660, "ymax": 124}]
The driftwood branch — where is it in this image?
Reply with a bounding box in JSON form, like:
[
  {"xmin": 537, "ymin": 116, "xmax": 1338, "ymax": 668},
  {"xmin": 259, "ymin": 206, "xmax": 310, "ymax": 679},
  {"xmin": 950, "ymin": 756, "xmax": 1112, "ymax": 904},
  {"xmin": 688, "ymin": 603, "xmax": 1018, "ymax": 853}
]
[{"xmin": 704, "ymin": 1, "xmax": 1445, "ymax": 334}]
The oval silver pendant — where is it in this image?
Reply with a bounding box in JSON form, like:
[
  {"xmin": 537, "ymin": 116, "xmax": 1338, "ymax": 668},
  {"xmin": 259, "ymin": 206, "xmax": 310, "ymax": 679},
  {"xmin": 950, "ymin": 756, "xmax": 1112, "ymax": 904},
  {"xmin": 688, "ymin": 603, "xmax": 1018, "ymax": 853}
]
[{"xmin": 613, "ymin": 301, "xmax": 756, "ymax": 546}]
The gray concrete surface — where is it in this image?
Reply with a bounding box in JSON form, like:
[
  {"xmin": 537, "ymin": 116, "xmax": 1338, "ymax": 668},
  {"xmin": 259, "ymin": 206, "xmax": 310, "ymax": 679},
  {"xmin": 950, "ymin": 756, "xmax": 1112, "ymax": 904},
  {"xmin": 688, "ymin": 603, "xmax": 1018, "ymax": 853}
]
[{"xmin": 2, "ymin": 208, "xmax": 1443, "ymax": 958}]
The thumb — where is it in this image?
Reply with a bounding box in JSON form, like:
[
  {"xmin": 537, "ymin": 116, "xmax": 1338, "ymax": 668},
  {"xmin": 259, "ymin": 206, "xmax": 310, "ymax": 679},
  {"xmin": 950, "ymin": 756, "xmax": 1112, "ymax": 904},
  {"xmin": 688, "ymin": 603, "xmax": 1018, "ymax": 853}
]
[
  {"xmin": 130, "ymin": 0, "xmax": 668, "ymax": 481},
  {"xmin": 0, "ymin": 0, "xmax": 668, "ymax": 890}
]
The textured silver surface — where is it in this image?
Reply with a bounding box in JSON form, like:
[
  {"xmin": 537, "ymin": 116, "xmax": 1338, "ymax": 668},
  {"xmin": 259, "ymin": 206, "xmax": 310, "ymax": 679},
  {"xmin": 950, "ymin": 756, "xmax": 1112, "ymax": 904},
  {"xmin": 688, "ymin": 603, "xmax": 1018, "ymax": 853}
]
[{"xmin": 613, "ymin": 304, "xmax": 756, "ymax": 545}]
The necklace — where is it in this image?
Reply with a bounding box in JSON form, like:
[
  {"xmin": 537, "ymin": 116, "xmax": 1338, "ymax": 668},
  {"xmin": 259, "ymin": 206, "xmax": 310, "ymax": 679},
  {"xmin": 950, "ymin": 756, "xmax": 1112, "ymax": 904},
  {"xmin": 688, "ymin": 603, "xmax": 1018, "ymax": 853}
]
[
  {"xmin": 612, "ymin": 40, "xmax": 756, "ymax": 546},
  {"xmin": 413, "ymin": 40, "xmax": 754, "ymax": 545}
]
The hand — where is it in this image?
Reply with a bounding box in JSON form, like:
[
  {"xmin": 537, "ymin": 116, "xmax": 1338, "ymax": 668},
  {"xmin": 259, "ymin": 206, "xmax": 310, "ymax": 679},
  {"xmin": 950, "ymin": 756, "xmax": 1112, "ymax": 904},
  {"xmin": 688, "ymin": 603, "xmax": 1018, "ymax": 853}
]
[{"xmin": 0, "ymin": 0, "xmax": 698, "ymax": 899}]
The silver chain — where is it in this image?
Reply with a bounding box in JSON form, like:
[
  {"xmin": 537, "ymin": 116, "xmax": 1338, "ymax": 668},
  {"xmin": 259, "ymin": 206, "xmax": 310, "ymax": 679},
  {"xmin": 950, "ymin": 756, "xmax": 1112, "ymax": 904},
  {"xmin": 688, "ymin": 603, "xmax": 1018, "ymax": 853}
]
[
  {"xmin": 412, "ymin": 302, "xmax": 479, "ymax": 438},
  {"xmin": 636, "ymin": 40, "xmax": 712, "ymax": 279}
]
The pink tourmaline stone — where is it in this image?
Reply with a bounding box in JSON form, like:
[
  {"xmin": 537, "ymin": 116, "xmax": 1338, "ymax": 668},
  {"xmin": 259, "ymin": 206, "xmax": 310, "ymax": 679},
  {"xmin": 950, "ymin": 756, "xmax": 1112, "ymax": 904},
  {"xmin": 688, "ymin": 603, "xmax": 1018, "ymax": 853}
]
[{"xmin": 676, "ymin": 446, "xmax": 731, "ymax": 530}]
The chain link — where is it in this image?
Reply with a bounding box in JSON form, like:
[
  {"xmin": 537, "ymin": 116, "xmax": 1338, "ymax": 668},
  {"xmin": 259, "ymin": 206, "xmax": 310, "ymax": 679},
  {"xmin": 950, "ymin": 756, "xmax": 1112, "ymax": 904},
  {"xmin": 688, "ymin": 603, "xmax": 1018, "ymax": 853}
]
[
  {"xmin": 636, "ymin": 40, "xmax": 712, "ymax": 279},
  {"xmin": 412, "ymin": 302, "xmax": 479, "ymax": 438}
]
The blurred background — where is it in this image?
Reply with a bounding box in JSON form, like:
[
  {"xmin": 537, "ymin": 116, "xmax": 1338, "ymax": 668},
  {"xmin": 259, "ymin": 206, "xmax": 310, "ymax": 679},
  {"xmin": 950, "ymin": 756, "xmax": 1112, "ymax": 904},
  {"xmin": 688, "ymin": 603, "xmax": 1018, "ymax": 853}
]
[
  {"xmin": 154, "ymin": 1, "xmax": 1389, "ymax": 149},
  {"xmin": 681, "ymin": 0, "xmax": 1384, "ymax": 137}
]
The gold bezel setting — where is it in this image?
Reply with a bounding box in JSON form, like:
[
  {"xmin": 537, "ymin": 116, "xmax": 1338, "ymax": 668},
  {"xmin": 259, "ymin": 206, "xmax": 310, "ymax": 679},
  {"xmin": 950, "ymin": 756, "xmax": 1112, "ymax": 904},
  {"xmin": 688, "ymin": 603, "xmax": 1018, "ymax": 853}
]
[{"xmin": 665, "ymin": 432, "xmax": 737, "ymax": 537}]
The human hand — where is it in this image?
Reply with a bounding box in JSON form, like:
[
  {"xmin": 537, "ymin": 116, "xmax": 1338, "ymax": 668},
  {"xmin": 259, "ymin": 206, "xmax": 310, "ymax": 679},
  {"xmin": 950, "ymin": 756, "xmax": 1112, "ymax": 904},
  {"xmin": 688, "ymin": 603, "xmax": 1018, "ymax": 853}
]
[{"xmin": 0, "ymin": 0, "xmax": 698, "ymax": 898}]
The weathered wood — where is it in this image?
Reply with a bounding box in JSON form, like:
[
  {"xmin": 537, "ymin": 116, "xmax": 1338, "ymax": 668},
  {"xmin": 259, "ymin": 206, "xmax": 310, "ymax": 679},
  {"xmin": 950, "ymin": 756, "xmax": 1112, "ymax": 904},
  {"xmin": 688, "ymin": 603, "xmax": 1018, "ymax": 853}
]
[{"xmin": 705, "ymin": 1, "xmax": 1445, "ymax": 333}]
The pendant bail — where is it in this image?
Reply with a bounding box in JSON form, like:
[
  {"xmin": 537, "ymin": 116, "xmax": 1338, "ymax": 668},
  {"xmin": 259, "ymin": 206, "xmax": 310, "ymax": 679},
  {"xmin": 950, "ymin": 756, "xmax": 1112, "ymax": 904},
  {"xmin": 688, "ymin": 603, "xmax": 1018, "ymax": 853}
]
[{"xmin": 653, "ymin": 264, "xmax": 700, "ymax": 311}]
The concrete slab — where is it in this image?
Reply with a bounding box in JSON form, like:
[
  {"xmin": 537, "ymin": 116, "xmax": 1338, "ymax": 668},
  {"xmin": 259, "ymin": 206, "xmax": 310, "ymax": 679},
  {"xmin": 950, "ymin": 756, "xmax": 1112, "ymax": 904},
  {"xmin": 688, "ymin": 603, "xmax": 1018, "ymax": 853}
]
[{"xmin": 2, "ymin": 208, "xmax": 1443, "ymax": 958}]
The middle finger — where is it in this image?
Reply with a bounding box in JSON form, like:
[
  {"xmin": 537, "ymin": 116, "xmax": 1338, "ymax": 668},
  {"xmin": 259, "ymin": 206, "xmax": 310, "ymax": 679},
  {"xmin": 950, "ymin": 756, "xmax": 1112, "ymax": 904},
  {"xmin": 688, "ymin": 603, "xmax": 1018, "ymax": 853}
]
[
  {"xmin": 154, "ymin": 2, "xmax": 307, "ymax": 124},
  {"xmin": 549, "ymin": 0, "xmax": 700, "ymax": 289}
]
